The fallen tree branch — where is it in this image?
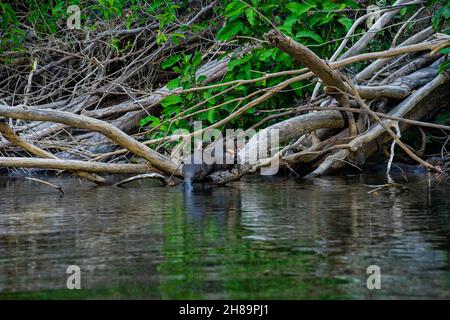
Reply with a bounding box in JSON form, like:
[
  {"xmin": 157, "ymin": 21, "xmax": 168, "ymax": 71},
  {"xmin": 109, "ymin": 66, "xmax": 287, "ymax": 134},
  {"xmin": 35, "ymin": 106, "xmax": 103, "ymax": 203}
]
[
  {"xmin": 266, "ymin": 29, "xmax": 443, "ymax": 175},
  {"xmin": 311, "ymin": 2, "xmax": 419, "ymax": 98},
  {"xmin": 211, "ymin": 110, "xmax": 348, "ymax": 184},
  {"xmin": 114, "ymin": 173, "xmax": 171, "ymax": 187},
  {"xmin": 355, "ymin": 26, "xmax": 434, "ymax": 82},
  {"xmin": 0, "ymin": 157, "xmax": 160, "ymax": 174},
  {"xmin": 72, "ymin": 46, "xmax": 257, "ymax": 160},
  {"xmin": 281, "ymin": 106, "xmax": 450, "ymax": 131},
  {"xmin": 143, "ymin": 39, "xmax": 450, "ymax": 146},
  {"xmin": 307, "ymin": 72, "xmax": 449, "ymax": 177},
  {"xmin": 25, "ymin": 177, "xmax": 64, "ymax": 196},
  {"xmin": 265, "ymin": 29, "xmax": 352, "ymax": 95},
  {"xmin": 0, "ymin": 105, "xmax": 182, "ymax": 177},
  {"xmin": 339, "ymin": 0, "xmax": 413, "ymax": 60},
  {"xmin": 0, "ymin": 118, "xmax": 105, "ymax": 184},
  {"xmin": 348, "ymin": 82, "xmax": 438, "ymax": 172},
  {"xmin": 381, "ymin": 52, "xmax": 441, "ymax": 84},
  {"xmin": 211, "ymin": 32, "xmax": 449, "ymax": 183},
  {"xmin": 354, "ymin": 84, "xmax": 411, "ymax": 99},
  {"xmin": 84, "ymin": 38, "xmax": 450, "ymax": 165}
]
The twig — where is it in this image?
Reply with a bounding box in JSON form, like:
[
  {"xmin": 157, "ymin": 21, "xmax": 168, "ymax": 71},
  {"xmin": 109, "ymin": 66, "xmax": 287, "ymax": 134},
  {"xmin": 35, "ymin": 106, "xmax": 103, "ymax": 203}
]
[
  {"xmin": 114, "ymin": 173, "xmax": 171, "ymax": 187},
  {"xmin": 25, "ymin": 177, "xmax": 64, "ymax": 196}
]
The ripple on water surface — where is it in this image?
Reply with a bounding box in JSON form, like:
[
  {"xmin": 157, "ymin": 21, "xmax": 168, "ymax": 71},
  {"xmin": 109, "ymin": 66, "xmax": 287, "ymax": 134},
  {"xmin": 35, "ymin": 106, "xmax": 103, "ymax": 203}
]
[{"xmin": 0, "ymin": 174, "xmax": 449, "ymax": 299}]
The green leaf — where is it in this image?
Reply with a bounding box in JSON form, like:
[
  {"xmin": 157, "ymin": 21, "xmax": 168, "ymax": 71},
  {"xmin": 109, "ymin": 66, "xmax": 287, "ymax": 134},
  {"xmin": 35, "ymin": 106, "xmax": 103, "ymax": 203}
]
[
  {"xmin": 286, "ymin": 2, "xmax": 315, "ymax": 18},
  {"xmin": 196, "ymin": 75, "xmax": 207, "ymax": 83},
  {"xmin": 444, "ymin": 7, "xmax": 450, "ymax": 19},
  {"xmin": 156, "ymin": 30, "xmax": 168, "ymax": 45},
  {"xmin": 139, "ymin": 115, "xmax": 160, "ymax": 127},
  {"xmin": 192, "ymin": 51, "xmax": 202, "ymax": 67},
  {"xmin": 338, "ymin": 17, "xmax": 353, "ymax": 31},
  {"xmin": 400, "ymin": 7, "xmax": 408, "ymax": 16},
  {"xmin": 242, "ymin": 62, "xmax": 251, "ymax": 79},
  {"xmin": 183, "ymin": 54, "xmax": 192, "ymax": 63},
  {"xmin": 161, "ymin": 55, "xmax": 181, "ymax": 69},
  {"xmin": 296, "ymin": 30, "xmax": 323, "ymax": 43},
  {"xmin": 228, "ymin": 54, "xmax": 251, "ymax": 71},
  {"xmin": 322, "ymin": 0, "xmax": 339, "ymax": 10},
  {"xmin": 161, "ymin": 95, "xmax": 182, "ymax": 108},
  {"xmin": 440, "ymin": 48, "xmax": 450, "ymax": 54},
  {"xmin": 245, "ymin": 8, "xmax": 256, "ymax": 26},
  {"xmin": 432, "ymin": 6, "xmax": 450, "ymax": 31},
  {"xmin": 225, "ymin": 1, "xmax": 247, "ymax": 18},
  {"xmin": 203, "ymin": 91, "xmax": 216, "ymax": 105},
  {"xmin": 172, "ymin": 32, "xmax": 186, "ymax": 39},
  {"xmin": 207, "ymin": 109, "xmax": 215, "ymax": 123},
  {"xmin": 289, "ymin": 81, "xmax": 303, "ymax": 96},
  {"xmin": 217, "ymin": 21, "xmax": 243, "ymax": 41},
  {"xmin": 439, "ymin": 60, "xmax": 450, "ymax": 74},
  {"xmin": 274, "ymin": 51, "xmax": 290, "ymax": 63},
  {"xmin": 435, "ymin": 111, "xmax": 450, "ymax": 125},
  {"xmin": 258, "ymin": 48, "xmax": 275, "ymax": 62},
  {"xmin": 170, "ymin": 35, "xmax": 181, "ymax": 46},
  {"xmin": 343, "ymin": 0, "xmax": 359, "ymax": 9},
  {"xmin": 166, "ymin": 78, "xmax": 180, "ymax": 90},
  {"xmin": 110, "ymin": 38, "xmax": 120, "ymax": 52},
  {"xmin": 164, "ymin": 104, "xmax": 181, "ymax": 115},
  {"xmin": 282, "ymin": 15, "xmax": 298, "ymax": 33}
]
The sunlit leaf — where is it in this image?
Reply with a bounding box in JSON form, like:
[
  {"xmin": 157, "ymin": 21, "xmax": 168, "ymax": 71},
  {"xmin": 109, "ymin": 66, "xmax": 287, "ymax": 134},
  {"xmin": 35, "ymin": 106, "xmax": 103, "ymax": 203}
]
[
  {"xmin": 225, "ymin": 1, "xmax": 246, "ymax": 18},
  {"xmin": 139, "ymin": 115, "xmax": 160, "ymax": 127},
  {"xmin": 338, "ymin": 17, "xmax": 353, "ymax": 31},
  {"xmin": 161, "ymin": 55, "xmax": 181, "ymax": 69},
  {"xmin": 228, "ymin": 54, "xmax": 251, "ymax": 71},
  {"xmin": 166, "ymin": 78, "xmax": 180, "ymax": 90},
  {"xmin": 217, "ymin": 21, "xmax": 243, "ymax": 41},
  {"xmin": 161, "ymin": 95, "xmax": 182, "ymax": 108},
  {"xmin": 296, "ymin": 30, "xmax": 323, "ymax": 43},
  {"xmin": 207, "ymin": 109, "xmax": 215, "ymax": 123},
  {"xmin": 286, "ymin": 2, "xmax": 315, "ymax": 17},
  {"xmin": 245, "ymin": 8, "xmax": 256, "ymax": 26},
  {"xmin": 439, "ymin": 60, "xmax": 450, "ymax": 74}
]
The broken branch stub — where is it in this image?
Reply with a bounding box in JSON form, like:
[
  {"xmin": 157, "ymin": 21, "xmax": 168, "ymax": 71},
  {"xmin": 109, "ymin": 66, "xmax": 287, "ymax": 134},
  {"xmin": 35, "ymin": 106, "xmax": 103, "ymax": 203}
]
[{"xmin": 265, "ymin": 29, "xmax": 352, "ymax": 95}]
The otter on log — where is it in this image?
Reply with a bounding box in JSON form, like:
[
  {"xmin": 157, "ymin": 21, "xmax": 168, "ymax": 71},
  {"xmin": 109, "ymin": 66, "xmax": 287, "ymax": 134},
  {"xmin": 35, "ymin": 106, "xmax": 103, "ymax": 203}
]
[
  {"xmin": 182, "ymin": 142, "xmax": 236, "ymax": 190},
  {"xmin": 182, "ymin": 150, "xmax": 214, "ymax": 190}
]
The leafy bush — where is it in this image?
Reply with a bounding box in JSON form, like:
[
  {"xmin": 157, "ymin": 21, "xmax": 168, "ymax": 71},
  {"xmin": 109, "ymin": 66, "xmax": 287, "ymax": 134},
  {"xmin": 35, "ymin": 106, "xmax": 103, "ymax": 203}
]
[
  {"xmin": 7, "ymin": 1, "xmax": 445, "ymax": 139},
  {"xmin": 146, "ymin": 0, "xmax": 362, "ymax": 138}
]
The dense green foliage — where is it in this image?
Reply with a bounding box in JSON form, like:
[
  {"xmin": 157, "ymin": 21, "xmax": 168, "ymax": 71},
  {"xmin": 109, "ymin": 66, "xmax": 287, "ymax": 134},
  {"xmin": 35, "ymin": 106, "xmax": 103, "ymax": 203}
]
[
  {"xmin": 0, "ymin": 1, "xmax": 449, "ymax": 134},
  {"xmin": 141, "ymin": 0, "xmax": 363, "ymax": 137},
  {"xmin": 431, "ymin": 0, "xmax": 450, "ymax": 73}
]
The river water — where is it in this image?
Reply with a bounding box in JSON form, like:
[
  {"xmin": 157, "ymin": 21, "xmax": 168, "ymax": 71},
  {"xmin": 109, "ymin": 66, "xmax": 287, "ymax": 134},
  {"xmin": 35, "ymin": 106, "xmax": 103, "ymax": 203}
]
[{"xmin": 0, "ymin": 173, "xmax": 449, "ymax": 299}]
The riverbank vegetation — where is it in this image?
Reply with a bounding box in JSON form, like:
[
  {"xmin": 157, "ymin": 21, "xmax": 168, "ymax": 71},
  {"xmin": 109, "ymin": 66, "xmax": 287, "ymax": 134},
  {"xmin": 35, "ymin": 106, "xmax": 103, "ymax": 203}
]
[{"xmin": 0, "ymin": 0, "xmax": 449, "ymax": 186}]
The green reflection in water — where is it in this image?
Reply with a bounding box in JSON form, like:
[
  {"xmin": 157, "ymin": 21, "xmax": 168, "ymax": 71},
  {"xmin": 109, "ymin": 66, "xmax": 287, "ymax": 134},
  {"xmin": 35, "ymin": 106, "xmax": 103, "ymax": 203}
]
[{"xmin": 156, "ymin": 191, "xmax": 353, "ymax": 300}]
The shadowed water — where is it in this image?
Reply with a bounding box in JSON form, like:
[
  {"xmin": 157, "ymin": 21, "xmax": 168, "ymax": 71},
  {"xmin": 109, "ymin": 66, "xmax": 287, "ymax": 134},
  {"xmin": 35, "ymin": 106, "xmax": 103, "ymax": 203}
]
[{"xmin": 0, "ymin": 173, "xmax": 449, "ymax": 299}]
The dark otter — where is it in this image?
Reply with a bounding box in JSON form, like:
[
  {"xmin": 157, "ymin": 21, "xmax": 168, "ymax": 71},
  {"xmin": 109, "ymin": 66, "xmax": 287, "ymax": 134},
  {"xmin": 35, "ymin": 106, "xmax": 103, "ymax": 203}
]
[
  {"xmin": 182, "ymin": 140, "xmax": 236, "ymax": 190},
  {"xmin": 182, "ymin": 150, "xmax": 214, "ymax": 191}
]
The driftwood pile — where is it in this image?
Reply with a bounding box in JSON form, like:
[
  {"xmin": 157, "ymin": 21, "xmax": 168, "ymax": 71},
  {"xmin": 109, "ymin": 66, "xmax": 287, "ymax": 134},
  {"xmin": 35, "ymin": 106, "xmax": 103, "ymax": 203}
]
[{"xmin": 1, "ymin": 1, "xmax": 449, "ymax": 186}]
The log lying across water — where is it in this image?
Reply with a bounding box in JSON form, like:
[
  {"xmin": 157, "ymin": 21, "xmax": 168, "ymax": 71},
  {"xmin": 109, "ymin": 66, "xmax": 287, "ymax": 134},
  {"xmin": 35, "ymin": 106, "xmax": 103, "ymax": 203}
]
[
  {"xmin": 0, "ymin": 157, "xmax": 158, "ymax": 175},
  {"xmin": 0, "ymin": 104, "xmax": 182, "ymax": 177}
]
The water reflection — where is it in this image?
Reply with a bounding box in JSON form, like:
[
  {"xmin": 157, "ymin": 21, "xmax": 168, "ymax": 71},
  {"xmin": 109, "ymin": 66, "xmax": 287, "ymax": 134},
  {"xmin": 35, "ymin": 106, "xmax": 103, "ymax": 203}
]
[{"xmin": 0, "ymin": 174, "xmax": 449, "ymax": 299}]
